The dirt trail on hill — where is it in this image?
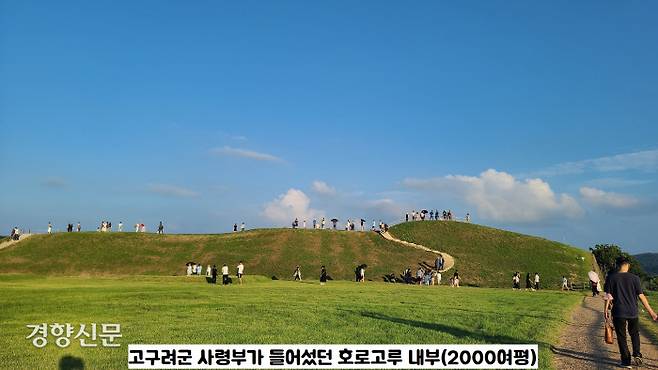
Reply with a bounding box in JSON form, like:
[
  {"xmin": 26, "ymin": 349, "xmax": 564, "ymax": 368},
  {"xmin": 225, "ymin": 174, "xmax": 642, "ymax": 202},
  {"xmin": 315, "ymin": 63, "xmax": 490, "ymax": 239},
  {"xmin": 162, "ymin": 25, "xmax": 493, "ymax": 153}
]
[
  {"xmin": 380, "ymin": 231, "xmax": 455, "ymax": 272},
  {"xmin": 0, "ymin": 234, "xmax": 33, "ymax": 251},
  {"xmin": 552, "ymin": 295, "xmax": 658, "ymax": 369}
]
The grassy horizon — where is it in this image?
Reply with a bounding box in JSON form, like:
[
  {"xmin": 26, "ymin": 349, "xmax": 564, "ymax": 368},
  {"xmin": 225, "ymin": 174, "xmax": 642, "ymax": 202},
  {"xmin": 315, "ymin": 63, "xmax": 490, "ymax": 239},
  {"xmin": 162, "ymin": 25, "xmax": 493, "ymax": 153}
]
[{"xmin": 0, "ymin": 222, "xmax": 592, "ymax": 289}]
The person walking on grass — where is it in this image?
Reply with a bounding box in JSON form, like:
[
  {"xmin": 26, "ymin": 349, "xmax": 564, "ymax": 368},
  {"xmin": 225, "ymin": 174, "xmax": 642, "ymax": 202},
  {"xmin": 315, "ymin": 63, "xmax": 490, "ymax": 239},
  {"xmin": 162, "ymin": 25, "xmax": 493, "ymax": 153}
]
[
  {"xmin": 236, "ymin": 261, "xmax": 244, "ymax": 284},
  {"xmin": 561, "ymin": 276, "xmax": 568, "ymax": 291},
  {"xmin": 513, "ymin": 272, "xmax": 521, "ymax": 290},
  {"xmin": 452, "ymin": 271, "xmax": 460, "ymax": 287},
  {"xmin": 320, "ymin": 265, "xmax": 327, "ymax": 286},
  {"xmin": 525, "ymin": 273, "xmax": 533, "ymax": 291},
  {"xmin": 534, "ymin": 272, "xmax": 540, "ymax": 290},
  {"xmin": 293, "ymin": 265, "xmax": 302, "ymax": 281},
  {"xmin": 211, "ymin": 265, "xmax": 217, "ymax": 284},
  {"xmin": 221, "ymin": 264, "xmax": 229, "ymax": 285},
  {"xmin": 604, "ymin": 256, "xmax": 658, "ymax": 368}
]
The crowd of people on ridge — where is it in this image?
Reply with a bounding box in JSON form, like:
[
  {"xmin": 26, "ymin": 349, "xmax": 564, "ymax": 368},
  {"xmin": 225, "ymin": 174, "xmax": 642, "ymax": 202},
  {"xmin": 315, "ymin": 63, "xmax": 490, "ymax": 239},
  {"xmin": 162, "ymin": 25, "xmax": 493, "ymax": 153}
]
[{"xmin": 405, "ymin": 209, "xmax": 470, "ymax": 222}]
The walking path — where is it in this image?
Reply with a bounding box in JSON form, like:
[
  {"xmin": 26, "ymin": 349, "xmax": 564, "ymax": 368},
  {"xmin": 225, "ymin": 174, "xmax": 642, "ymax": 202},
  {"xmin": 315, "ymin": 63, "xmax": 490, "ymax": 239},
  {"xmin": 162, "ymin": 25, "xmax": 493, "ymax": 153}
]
[
  {"xmin": 552, "ymin": 295, "xmax": 658, "ymax": 369},
  {"xmin": 380, "ymin": 231, "xmax": 455, "ymax": 272},
  {"xmin": 0, "ymin": 234, "xmax": 33, "ymax": 251}
]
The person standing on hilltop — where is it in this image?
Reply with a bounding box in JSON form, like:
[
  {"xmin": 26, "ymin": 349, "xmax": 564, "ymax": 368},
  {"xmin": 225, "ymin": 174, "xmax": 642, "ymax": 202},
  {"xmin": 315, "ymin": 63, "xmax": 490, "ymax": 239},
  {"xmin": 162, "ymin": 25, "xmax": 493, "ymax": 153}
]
[
  {"xmin": 48, "ymin": 222, "xmax": 52, "ymax": 234},
  {"xmin": 241, "ymin": 222, "xmax": 245, "ymax": 232},
  {"xmin": 604, "ymin": 256, "xmax": 658, "ymax": 368},
  {"xmin": 118, "ymin": 221, "xmax": 123, "ymax": 232},
  {"xmin": 157, "ymin": 221, "xmax": 164, "ymax": 235}
]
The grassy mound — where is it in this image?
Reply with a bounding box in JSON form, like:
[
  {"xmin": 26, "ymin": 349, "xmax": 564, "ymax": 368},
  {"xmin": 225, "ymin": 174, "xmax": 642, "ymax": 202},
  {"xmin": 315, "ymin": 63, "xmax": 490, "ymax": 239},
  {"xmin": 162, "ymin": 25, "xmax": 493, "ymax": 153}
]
[
  {"xmin": 0, "ymin": 229, "xmax": 436, "ymax": 281},
  {"xmin": 390, "ymin": 221, "xmax": 593, "ymax": 288}
]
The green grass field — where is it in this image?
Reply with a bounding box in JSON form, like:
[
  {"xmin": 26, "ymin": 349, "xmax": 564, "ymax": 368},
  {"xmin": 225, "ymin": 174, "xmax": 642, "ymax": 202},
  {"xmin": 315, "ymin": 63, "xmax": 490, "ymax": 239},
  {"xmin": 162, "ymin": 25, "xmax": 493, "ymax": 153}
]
[
  {"xmin": 390, "ymin": 222, "xmax": 593, "ymax": 288},
  {"xmin": 640, "ymin": 292, "xmax": 658, "ymax": 343},
  {"xmin": 0, "ymin": 275, "xmax": 582, "ymax": 369}
]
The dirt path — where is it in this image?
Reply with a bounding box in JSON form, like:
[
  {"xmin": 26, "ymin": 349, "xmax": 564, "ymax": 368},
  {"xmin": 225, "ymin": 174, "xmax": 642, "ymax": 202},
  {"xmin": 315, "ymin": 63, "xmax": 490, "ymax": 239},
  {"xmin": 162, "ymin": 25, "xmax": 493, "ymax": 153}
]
[
  {"xmin": 380, "ymin": 231, "xmax": 455, "ymax": 272},
  {"xmin": 0, "ymin": 234, "xmax": 33, "ymax": 251},
  {"xmin": 552, "ymin": 295, "xmax": 658, "ymax": 369}
]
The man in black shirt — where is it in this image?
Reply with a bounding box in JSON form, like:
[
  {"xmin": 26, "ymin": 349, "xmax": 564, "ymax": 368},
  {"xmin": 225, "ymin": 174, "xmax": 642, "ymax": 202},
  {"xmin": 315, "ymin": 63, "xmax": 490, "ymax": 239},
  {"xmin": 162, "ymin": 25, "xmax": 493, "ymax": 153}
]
[{"xmin": 604, "ymin": 256, "xmax": 657, "ymax": 368}]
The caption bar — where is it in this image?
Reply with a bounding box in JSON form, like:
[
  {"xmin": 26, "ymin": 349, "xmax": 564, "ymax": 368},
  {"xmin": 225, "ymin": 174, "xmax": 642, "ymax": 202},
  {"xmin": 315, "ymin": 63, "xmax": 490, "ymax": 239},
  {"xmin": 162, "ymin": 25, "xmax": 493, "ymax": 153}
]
[{"xmin": 128, "ymin": 344, "xmax": 538, "ymax": 369}]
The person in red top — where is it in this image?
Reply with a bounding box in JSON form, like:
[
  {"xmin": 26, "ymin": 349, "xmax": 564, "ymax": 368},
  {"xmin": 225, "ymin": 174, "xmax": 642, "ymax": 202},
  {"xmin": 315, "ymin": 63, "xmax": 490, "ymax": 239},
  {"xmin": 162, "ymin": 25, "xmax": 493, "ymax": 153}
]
[{"xmin": 604, "ymin": 256, "xmax": 657, "ymax": 368}]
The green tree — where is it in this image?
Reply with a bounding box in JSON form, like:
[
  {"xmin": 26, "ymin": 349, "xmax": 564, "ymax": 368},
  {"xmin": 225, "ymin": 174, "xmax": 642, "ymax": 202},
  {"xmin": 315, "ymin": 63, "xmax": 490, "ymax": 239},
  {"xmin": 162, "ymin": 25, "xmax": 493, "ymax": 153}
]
[{"xmin": 590, "ymin": 244, "xmax": 647, "ymax": 281}]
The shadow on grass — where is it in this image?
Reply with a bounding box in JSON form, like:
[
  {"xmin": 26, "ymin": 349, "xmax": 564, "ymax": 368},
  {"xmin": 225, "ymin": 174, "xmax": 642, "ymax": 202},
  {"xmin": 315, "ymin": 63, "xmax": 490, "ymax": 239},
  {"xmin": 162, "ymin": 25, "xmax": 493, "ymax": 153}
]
[
  {"xmin": 357, "ymin": 310, "xmax": 547, "ymax": 346},
  {"xmin": 59, "ymin": 355, "xmax": 84, "ymax": 370}
]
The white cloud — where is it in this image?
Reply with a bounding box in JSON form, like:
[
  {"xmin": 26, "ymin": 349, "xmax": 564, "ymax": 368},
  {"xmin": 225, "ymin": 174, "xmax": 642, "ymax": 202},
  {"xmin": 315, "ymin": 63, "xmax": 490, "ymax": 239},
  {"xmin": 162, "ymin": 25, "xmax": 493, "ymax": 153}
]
[
  {"xmin": 210, "ymin": 146, "xmax": 283, "ymax": 163},
  {"xmin": 404, "ymin": 169, "xmax": 583, "ymax": 223},
  {"xmin": 531, "ymin": 149, "xmax": 658, "ymax": 177},
  {"xmin": 262, "ymin": 189, "xmax": 323, "ymax": 224},
  {"xmin": 311, "ymin": 181, "xmax": 336, "ymax": 196},
  {"xmin": 147, "ymin": 184, "xmax": 199, "ymax": 198},
  {"xmin": 579, "ymin": 187, "xmax": 640, "ymax": 208}
]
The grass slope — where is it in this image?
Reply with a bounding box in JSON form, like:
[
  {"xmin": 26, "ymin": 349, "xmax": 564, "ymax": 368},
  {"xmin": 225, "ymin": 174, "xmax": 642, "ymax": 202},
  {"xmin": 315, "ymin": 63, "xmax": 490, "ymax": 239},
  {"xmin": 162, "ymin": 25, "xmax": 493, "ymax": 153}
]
[
  {"xmin": 640, "ymin": 292, "xmax": 658, "ymax": 343},
  {"xmin": 0, "ymin": 229, "xmax": 436, "ymax": 281},
  {"xmin": 0, "ymin": 275, "xmax": 582, "ymax": 369},
  {"xmin": 390, "ymin": 221, "xmax": 593, "ymax": 288}
]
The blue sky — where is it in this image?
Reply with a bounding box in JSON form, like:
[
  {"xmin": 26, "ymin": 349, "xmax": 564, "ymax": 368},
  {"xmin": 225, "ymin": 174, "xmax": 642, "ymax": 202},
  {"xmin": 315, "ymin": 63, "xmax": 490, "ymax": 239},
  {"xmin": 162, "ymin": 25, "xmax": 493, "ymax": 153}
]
[{"xmin": 1, "ymin": 1, "xmax": 657, "ymax": 253}]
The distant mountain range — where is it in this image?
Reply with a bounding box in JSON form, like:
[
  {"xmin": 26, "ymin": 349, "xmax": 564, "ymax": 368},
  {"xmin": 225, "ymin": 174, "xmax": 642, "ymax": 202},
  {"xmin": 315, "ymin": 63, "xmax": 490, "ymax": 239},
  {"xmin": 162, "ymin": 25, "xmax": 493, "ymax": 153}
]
[{"xmin": 635, "ymin": 253, "xmax": 658, "ymax": 275}]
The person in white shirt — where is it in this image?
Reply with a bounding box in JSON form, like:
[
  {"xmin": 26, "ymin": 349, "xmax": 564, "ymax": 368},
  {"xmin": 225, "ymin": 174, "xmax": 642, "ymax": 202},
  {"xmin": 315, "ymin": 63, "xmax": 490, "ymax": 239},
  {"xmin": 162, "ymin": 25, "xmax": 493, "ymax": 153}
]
[
  {"xmin": 47, "ymin": 222, "xmax": 52, "ymax": 234},
  {"xmin": 436, "ymin": 271, "xmax": 442, "ymax": 285},
  {"xmin": 186, "ymin": 263, "xmax": 192, "ymax": 276},
  {"xmin": 241, "ymin": 222, "xmax": 245, "ymax": 232},
  {"xmin": 206, "ymin": 265, "xmax": 212, "ymax": 277},
  {"xmin": 118, "ymin": 222, "xmax": 123, "ymax": 232},
  {"xmin": 534, "ymin": 273, "xmax": 540, "ymax": 290},
  {"xmin": 561, "ymin": 276, "xmax": 568, "ymax": 291},
  {"xmin": 221, "ymin": 264, "xmax": 229, "ymax": 285},
  {"xmin": 135, "ymin": 223, "xmax": 139, "ymax": 232},
  {"xmin": 237, "ymin": 261, "xmax": 244, "ymax": 284},
  {"xmin": 196, "ymin": 264, "xmax": 202, "ymax": 275}
]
